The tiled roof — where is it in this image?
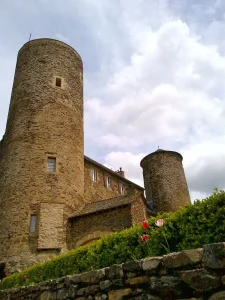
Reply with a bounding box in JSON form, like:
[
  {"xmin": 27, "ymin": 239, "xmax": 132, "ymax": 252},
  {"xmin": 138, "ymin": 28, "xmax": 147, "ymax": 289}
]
[
  {"xmin": 84, "ymin": 155, "xmax": 144, "ymax": 191},
  {"xmin": 69, "ymin": 193, "xmax": 141, "ymax": 219}
]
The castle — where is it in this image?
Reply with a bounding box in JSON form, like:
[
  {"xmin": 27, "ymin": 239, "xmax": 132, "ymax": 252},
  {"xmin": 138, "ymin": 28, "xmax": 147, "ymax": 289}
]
[{"xmin": 0, "ymin": 39, "xmax": 191, "ymax": 277}]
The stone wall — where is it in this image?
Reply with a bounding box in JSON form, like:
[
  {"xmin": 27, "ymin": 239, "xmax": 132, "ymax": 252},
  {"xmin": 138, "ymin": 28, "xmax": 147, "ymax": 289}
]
[
  {"xmin": 38, "ymin": 203, "xmax": 64, "ymax": 249},
  {"xmin": 130, "ymin": 196, "xmax": 147, "ymax": 225},
  {"xmin": 141, "ymin": 150, "xmax": 191, "ymax": 214},
  {"xmin": 84, "ymin": 158, "xmax": 143, "ymax": 203},
  {"xmin": 67, "ymin": 206, "xmax": 132, "ymax": 249},
  {"xmin": 1, "ymin": 242, "xmax": 225, "ymax": 299}
]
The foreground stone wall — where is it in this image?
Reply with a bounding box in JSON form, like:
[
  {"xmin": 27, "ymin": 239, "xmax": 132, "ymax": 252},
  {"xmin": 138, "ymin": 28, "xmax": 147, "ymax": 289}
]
[{"xmin": 1, "ymin": 242, "xmax": 225, "ymax": 299}]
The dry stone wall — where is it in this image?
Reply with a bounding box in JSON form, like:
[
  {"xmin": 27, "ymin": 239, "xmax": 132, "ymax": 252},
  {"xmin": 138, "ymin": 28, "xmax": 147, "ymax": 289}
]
[{"xmin": 1, "ymin": 242, "xmax": 225, "ymax": 299}]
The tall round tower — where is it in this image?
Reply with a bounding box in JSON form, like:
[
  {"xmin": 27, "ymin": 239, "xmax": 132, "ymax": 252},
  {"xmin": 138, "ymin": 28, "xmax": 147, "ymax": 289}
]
[
  {"xmin": 0, "ymin": 39, "xmax": 84, "ymax": 274},
  {"xmin": 140, "ymin": 149, "xmax": 191, "ymax": 214}
]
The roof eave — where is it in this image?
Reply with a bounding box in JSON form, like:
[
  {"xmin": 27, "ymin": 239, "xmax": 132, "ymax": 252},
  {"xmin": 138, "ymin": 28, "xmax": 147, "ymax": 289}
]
[{"xmin": 69, "ymin": 202, "xmax": 132, "ymax": 220}]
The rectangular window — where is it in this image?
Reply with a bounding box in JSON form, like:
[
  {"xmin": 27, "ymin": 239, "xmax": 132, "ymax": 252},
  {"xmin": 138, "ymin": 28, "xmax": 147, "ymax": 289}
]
[
  {"xmin": 55, "ymin": 77, "xmax": 62, "ymax": 87},
  {"xmin": 106, "ymin": 176, "xmax": 110, "ymax": 187},
  {"xmin": 92, "ymin": 169, "xmax": 97, "ymax": 182},
  {"xmin": 30, "ymin": 214, "xmax": 36, "ymax": 233},
  {"xmin": 48, "ymin": 157, "xmax": 56, "ymax": 172},
  {"xmin": 120, "ymin": 183, "xmax": 125, "ymax": 195}
]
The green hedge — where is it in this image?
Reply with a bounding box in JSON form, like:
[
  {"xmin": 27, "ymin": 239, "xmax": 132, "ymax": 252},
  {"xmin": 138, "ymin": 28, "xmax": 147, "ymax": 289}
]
[{"xmin": 2, "ymin": 188, "xmax": 225, "ymax": 289}]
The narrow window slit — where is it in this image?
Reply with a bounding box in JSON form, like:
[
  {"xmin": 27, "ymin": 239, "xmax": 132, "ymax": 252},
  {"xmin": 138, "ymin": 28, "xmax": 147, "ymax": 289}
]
[
  {"xmin": 55, "ymin": 77, "xmax": 62, "ymax": 87},
  {"xmin": 92, "ymin": 169, "xmax": 97, "ymax": 182},
  {"xmin": 30, "ymin": 214, "xmax": 36, "ymax": 233}
]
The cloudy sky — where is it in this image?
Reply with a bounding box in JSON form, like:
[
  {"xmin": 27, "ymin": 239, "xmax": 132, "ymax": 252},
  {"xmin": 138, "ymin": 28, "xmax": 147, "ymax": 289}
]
[{"xmin": 1, "ymin": 0, "xmax": 225, "ymax": 202}]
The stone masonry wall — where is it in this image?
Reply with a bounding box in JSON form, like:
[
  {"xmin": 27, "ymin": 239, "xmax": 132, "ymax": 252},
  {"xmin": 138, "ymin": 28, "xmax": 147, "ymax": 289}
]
[
  {"xmin": 84, "ymin": 160, "xmax": 132, "ymax": 203},
  {"xmin": 141, "ymin": 151, "xmax": 191, "ymax": 214},
  {"xmin": 0, "ymin": 39, "xmax": 84, "ymax": 274},
  {"xmin": 38, "ymin": 203, "xmax": 64, "ymax": 249},
  {"xmin": 1, "ymin": 242, "xmax": 225, "ymax": 299},
  {"xmin": 130, "ymin": 196, "xmax": 147, "ymax": 226},
  {"xmin": 67, "ymin": 206, "xmax": 132, "ymax": 249}
]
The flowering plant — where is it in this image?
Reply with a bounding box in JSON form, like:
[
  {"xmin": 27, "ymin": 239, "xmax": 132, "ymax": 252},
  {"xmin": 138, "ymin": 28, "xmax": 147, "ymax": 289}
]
[
  {"xmin": 140, "ymin": 218, "xmax": 170, "ymax": 254},
  {"xmin": 142, "ymin": 221, "xmax": 149, "ymax": 229},
  {"xmin": 140, "ymin": 233, "xmax": 149, "ymax": 242},
  {"xmin": 155, "ymin": 219, "xmax": 164, "ymax": 227}
]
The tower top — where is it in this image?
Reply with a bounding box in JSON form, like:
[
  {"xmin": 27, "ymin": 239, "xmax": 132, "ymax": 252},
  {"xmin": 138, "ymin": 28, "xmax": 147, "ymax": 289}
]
[{"xmin": 19, "ymin": 38, "xmax": 82, "ymax": 61}]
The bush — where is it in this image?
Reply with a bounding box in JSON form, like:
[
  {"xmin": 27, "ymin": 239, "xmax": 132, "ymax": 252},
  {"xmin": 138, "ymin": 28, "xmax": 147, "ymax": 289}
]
[{"xmin": 2, "ymin": 188, "xmax": 225, "ymax": 289}]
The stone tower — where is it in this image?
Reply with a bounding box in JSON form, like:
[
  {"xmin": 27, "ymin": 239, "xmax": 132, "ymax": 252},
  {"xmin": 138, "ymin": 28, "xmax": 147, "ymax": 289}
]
[
  {"xmin": 0, "ymin": 39, "xmax": 84, "ymax": 274},
  {"xmin": 140, "ymin": 149, "xmax": 191, "ymax": 214}
]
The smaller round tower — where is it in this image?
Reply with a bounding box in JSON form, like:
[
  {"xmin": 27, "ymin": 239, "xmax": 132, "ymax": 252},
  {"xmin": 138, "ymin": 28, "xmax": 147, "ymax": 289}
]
[{"xmin": 140, "ymin": 149, "xmax": 191, "ymax": 214}]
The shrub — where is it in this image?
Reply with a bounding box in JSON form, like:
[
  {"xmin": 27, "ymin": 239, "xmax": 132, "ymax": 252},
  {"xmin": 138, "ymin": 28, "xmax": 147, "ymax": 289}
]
[{"xmin": 2, "ymin": 188, "xmax": 225, "ymax": 289}]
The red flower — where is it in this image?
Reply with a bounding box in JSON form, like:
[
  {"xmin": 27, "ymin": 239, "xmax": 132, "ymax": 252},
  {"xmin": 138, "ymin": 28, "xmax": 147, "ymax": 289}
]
[
  {"xmin": 142, "ymin": 221, "xmax": 149, "ymax": 229},
  {"xmin": 23, "ymin": 275, "xmax": 27, "ymax": 280},
  {"xmin": 140, "ymin": 234, "xmax": 149, "ymax": 242}
]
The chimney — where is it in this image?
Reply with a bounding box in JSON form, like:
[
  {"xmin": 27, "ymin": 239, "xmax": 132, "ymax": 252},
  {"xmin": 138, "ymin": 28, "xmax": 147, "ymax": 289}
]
[{"xmin": 117, "ymin": 167, "xmax": 125, "ymax": 178}]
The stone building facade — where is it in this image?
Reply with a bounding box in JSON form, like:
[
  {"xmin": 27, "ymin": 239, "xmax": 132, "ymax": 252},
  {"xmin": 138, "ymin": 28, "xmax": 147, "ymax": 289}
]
[{"xmin": 0, "ymin": 38, "xmax": 190, "ymax": 277}]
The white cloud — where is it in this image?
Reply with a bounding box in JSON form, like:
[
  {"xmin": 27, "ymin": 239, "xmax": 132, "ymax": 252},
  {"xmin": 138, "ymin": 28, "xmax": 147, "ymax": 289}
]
[
  {"xmin": 86, "ymin": 19, "xmax": 225, "ymax": 144},
  {"xmin": 54, "ymin": 33, "xmax": 69, "ymax": 42},
  {"xmin": 104, "ymin": 151, "xmax": 145, "ymax": 187},
  {"xmin": 182, "ymin": 137, "xmax": 225, "ymax": 194},
  {"xmin": 99, "ymin": 134, "xmax": 140, "ymax": 148},
  {"xmin": 85, "ymin": 17, "xmax": 225, "ymax": 201},
  {"xmin": 190, "ymin": 190, "xmax": 209, "ymax": 203}
]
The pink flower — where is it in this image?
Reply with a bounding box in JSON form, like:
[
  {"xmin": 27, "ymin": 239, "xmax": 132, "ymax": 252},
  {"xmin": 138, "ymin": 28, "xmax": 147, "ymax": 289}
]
[
  {"xmin": 155, "ymin": 219, "xmax": 164, "ymax": 227},
  {"xmin": 23, "ymin": 275, "xmax": 27, "ymax": 280},
  {"xmin": 142, "ymin": 221, "xmax": 149, "ymax": 229},
  {"xmin": 140, "ymin": 234, "xmax": 149, "ymax": 242}
]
